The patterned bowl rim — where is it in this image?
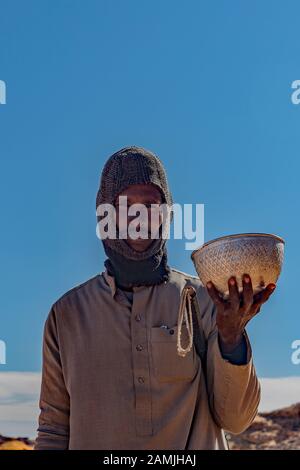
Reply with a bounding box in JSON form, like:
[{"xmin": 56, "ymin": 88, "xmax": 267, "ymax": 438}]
[{"xmin": 191, "ymin": 232, "xmax": 285, "ymax": 260}]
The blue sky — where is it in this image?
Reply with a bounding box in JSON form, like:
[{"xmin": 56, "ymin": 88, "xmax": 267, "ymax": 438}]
[{"xmin": 0, "ymin": 0, "xmax": 299, "ymax": 380}]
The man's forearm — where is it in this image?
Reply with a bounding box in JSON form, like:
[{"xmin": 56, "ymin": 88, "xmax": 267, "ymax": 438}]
[{"xmin": 206, "ymin": 330, "xmax": 260, "ymax": 434}]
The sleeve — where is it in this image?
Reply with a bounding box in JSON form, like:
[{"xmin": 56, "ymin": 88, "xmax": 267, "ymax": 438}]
[
  {"xmin": 34, "ymin": 304, "xmax": 70, "ymax": 450},
  {"xmin": 220, "ymin": 334, "xmax": 248, "ymax": 365},
  {"xmin": 196, "ymin": 287, "xmax": 261, "ymax": 435}
]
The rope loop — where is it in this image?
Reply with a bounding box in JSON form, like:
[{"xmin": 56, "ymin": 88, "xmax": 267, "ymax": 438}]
[{"xmin": 176, "ymin": 285, "xmax": 196, "ymax": 357}]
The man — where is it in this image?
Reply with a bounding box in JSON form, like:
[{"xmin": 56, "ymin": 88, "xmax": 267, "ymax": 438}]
[{"xmin": 34, "ymin": 146, "xmax": 276, "ymax": 450}]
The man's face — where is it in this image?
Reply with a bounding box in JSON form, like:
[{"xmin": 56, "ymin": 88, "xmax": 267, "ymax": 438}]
[{"xmin": 114, "ymin": 183, "xmax": 163, "ymax": 252}]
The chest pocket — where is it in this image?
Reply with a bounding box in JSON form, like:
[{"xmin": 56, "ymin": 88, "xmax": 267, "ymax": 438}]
[{"xmin": 150, "ymin": 324, "xmax": 200, "ymax": 383}]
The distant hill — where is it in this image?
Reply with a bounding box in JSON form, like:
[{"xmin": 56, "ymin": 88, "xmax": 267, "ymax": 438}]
[
  {"xmin": 228, "ymin": 403, "xmax": 300, "ymax": 450},
  {"xmin": 0, "ymin": 434, "xmax": 34, "ymax": 450}
]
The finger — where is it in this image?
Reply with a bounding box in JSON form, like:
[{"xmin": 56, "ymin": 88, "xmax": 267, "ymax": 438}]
[
  {"xmin": 252, "ymin": 283, "xmax": 276, "ymax": 312},
  {"xmin": 242, "ymin": 273, "xmax": 253, "ymax": 313},
  {"xmin": 206, "ymin": 281, "xmax": 226, "ymax": 309},
  {"xmin": 228, "ymin": 276, "xmax": 240, "ymax": 311}
]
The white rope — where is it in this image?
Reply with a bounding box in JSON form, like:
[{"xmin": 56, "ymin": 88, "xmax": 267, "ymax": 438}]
[{"xmin": 177, "ymin": 286, "xmax": 194, "ymax": 357}]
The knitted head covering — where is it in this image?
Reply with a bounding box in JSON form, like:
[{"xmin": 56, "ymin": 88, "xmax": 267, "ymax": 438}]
[{"xmin": 96, "ymin": 146, "xmax": 173, "ymax": 288}]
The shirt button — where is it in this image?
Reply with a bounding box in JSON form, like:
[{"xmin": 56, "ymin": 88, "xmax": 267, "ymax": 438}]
[
  {"xmin": 138, "ymin": 376, "xmax": 145, "ymax": 384},
  {"xmin": 135, "ymin": 314, "xmax": 141, "ymax": 322},
  {"xmin": 136, "ymin": 344, "xmax": 143, "ymax": 351}
]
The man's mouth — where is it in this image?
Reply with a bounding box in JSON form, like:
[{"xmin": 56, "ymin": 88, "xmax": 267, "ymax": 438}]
[
  {"xmin": 128, "ymin": 232, "xmax": 154, "ymax": 241},
  {"xmin": 129, "ymin": 238, "xmax": 149, "ymax": 243}
]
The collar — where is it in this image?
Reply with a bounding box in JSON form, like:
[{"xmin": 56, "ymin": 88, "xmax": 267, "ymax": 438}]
[
  {"xmin": 102, "ymin": 268, "xmax": 117, "ymax": 297},
  {"xmin": 102, "ymin": 267, "xmax": 148, "ymax": 298}
]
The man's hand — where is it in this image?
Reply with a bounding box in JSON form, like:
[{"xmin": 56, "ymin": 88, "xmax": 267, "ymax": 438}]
[{"xmin": 206, "ymin": 274, "xmax": 276, "ymax": 354}]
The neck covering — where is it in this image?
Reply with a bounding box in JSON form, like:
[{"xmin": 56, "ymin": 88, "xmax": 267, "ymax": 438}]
[{"xmin": 96, "ymin": 146, "xmax": 173, "ymax": 288}]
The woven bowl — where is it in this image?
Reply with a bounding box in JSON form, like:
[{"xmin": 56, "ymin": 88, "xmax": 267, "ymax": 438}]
[{"xmin": 191, "ymin": 233, "xmax": 285, "ymax": 298}]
